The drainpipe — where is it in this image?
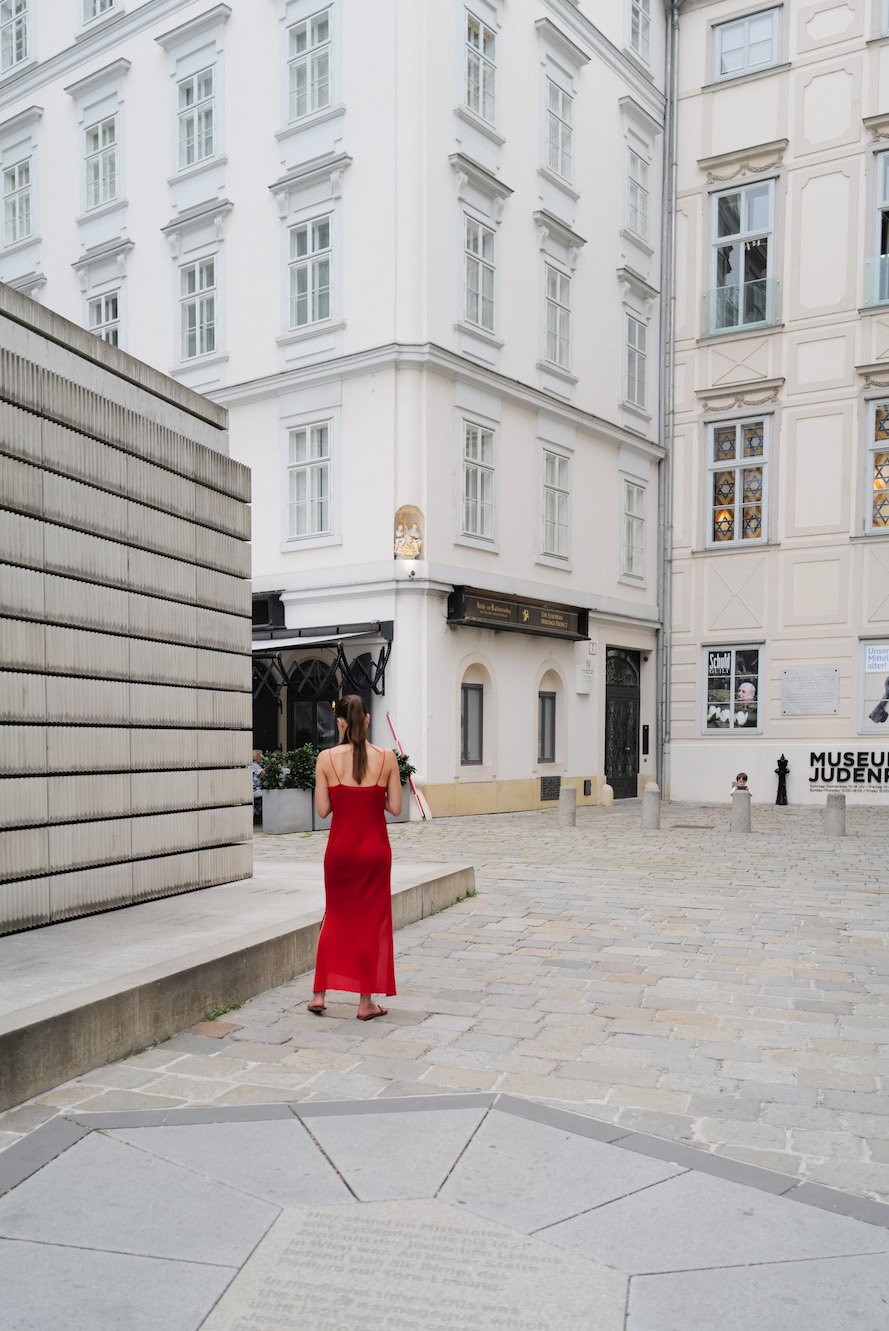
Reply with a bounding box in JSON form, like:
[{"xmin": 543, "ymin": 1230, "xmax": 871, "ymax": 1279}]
[{"xmin": 656, "ymin": 0, "xmax": 683, "ymax": 795}]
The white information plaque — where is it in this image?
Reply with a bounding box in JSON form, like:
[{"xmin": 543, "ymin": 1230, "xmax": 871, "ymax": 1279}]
[
  {"xmin": 781, "ymin": 666, "xmax": 839, "ymax": 716},
  {"xmin": 575, "ymin": 665, "xmax": 595, "ymax": 695}
]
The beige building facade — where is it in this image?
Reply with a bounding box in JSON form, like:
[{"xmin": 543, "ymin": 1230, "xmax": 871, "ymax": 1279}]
[{"xmin": 666, "ymin": 0, "xmax": 889, "ymax": 805}]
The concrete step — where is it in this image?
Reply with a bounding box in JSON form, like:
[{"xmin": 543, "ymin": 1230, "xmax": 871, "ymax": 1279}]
[{"xmin": 0, "ymin": 859, "xmax": 474, "ymax": 1112}]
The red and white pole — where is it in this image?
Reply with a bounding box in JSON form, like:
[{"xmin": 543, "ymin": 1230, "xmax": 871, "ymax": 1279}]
[{"xmin": 386, "ymin": 712, "xmax": 429, "ymax": 820}]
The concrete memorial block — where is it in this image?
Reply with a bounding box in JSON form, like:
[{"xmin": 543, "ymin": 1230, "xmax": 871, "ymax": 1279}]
[
  {"xmin": 641, "ymin": 783, "xmax": 661, "ymax": 830},
  {"xmin": 824, "ymin": 792, "xmax": 846, "ymax": 836},
  {"xmin": 200, "ymin": 1199, "xmax": 627, "ymax": 1331},
  {"xmin": 731, "ymin": 788, "xmax": 752, "ymax": 833},
  {"xmin": 0, "ymin": 286, "xmax": 251, "ymax": 934}
]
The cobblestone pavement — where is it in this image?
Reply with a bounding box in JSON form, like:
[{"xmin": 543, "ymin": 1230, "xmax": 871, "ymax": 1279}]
[{"xmin": 3, "ymin": 801, "xmax": 889, "ymax": 1205}]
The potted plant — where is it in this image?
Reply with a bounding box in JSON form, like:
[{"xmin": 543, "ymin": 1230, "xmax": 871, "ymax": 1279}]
[{"xmin": 259, "ymin": 745, "xmax": 317, "ymax": 834}]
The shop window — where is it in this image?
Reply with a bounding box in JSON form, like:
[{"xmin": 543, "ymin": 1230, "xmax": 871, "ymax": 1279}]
[{"xmin": 705, "ymin": 645, "xmax": 762, "ymax": 732}]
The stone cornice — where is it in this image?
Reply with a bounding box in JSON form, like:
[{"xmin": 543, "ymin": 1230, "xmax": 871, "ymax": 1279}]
[
  {"xmin": 697, "ymin": 138, "xmax": 789, "ymax": 184},
  {"xmin": 0, "ymin": 104, "xmax": 43, "ymax": 139},
  {"xmin": 540, "ymin": 0, "xmax": 666, "ymax": 117},
  {"xmin": 534, "ymin": 17, "xmax": 591, "ymax": 69},
  {"xmin": 208, "ymin": 340, "xmax": 665, "ymax": 463},
  {"xmin": 64, "ymin": 57, "xmax": 131, "ymax": 100},
  {"xmin": 155, "ymin": 2, "xmax": 231, "ymax": 50},
  {"xmin": 697, "ymin": 376, "xmax": 785, "ymax": 411}
]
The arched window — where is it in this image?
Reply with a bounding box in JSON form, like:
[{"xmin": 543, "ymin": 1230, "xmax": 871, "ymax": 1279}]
[
  {"xmin": 537, "ymin": 667, "xmax": 563, "ymax": 764},
  {"xmin": 460, "ymin": 662, "xmax": 492, "ymax": 767}
]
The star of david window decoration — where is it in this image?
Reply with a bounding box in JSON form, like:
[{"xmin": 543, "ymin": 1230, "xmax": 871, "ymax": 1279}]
[
  {"xmin": 710, "ymin": 419, "xmax": 766, "ymax": 544},
  {"xmin": 874, "ymin": 450, "xmax": 889, "ymax": 528}
]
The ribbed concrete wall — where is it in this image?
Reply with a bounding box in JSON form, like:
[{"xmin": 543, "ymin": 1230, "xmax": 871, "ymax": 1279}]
[{"xmin": 0, "ymin": 284, "xmax": 252, "ymax": 933}]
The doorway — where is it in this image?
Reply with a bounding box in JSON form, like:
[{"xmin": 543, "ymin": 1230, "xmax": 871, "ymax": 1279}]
[{"xmin": 605, "ymin": 648, "xmax": 641, "ymax": 800}]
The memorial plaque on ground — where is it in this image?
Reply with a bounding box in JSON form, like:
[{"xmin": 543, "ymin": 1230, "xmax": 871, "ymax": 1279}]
[{"xmin": 201, "ymin": 1198, "xmax": 626, "ymax": 1331}]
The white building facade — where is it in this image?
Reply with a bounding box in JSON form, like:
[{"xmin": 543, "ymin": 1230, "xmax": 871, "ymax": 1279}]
[
  {"xmin": 1, "ymin": 0, "xmax": 667, "ymax": 815},
  {"xmin": 666, "ymin": 0, "xmax": 889, "ymax": 806}
]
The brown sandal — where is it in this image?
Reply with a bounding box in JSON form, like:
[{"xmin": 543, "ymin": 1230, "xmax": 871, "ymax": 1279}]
[{"xmin": 356, "ymin": 1005, "xmax": 388, "ymax": 1022}]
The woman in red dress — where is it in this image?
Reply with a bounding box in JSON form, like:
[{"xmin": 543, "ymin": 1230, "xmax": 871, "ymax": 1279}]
[{"xmin": 308, "ymin": 695, "xmax": 401, "ymax": 1021}]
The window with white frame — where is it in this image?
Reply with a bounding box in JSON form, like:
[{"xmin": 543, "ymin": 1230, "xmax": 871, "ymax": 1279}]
[
  {"xmin": 179, "ymin": 257, "xmax": 216, "ymax": 360},
  {"xmin": 709, "ymin": 418, "xmax": 767, "ymax": 544},
  {"xmin": 871, "ymin": 152, "xmax": 889, "ymax": 305},
  {"xmin": 883, "ymin": 0, "xmax": 889, "ymax": 37},
  {"xmin": 629, "ymin": 0, "xmax": 650, "ymax": 63},
  {"xmin": 0, "ymin": 0, "xmax": 28, "ymax": 74},
  {"xmin": 715, "ymin": 8, "xmax": 779, "ymax": 81},
  {"xmin": 625, "ymin": 314, "xmax": 647, "ymax": 409},
  {"xmin": 462, "ymin": 421, "xmax": 495, "ymax": 540},
  {"xmin": 542, "ymin": 448, "xmax": 570, "ymax": 558},
  {"xmin": 465, "ymin": 10, "xmax": 496, "ymax": 123},
  {"xmin": 545, "ymin": 263, "xmax": 570, "ymax": 369},
  {"xmin": 705, "ymin": 645, "xmax": 761, "ymax": 731},
  {"xmin": 83, "ymin": 0, "xmax": 115, "ymax": 21},
  {"xmin": 538, "ymin": 691, "xmax": 556, "ymax": 763},
  {"xmin": 289, "ymin": 215, "xmax": 331, "ymax": 328},
  {"xmin": 868, "ymin": 402, "xmax": 889, "ymax": 531},
  {"xmin": 460, "ymin": 682, "xmax": 484, "ymax": 764},
  {"xmin": 546, "ymin": 78, "xmax": 572, "ymax": 180},
  {"xmin": 287, "ymin": 421, "xmax": 330, "ymax": 538},
  {"xmin": 627, "ymin": 147, "xmax": 649, "ymax": 239},
  {"xmin": 622, "ymin": 480, "xmax": 645, "ymax": 577},
  {"xmin": 288, "ymin": 8, "xmax": 331, "ymax": 122},
  {"xmin": 710, "ymin": 180, "xmax": 773, "ymax": 333},
  {"xmin": 88, "ymin": 291, "xmax": 119, "ymax": 346},
  {"xmin": 84, "ymin": 116, "xmax": 118, "ymax": 210},
  {"xmin": 2, "ymin": 157, "xmax": 30, "ymax": 246},
  {"xmin": 177, "ymin": 67, "xmax": 215, "ymax": 169},
  {"xmin": 464, "ymin": 214, "xmax": 495, "ymax": 331},
  {"xmin": 862, "ymin": 640, "xmax": 889, "ymax": 731}
]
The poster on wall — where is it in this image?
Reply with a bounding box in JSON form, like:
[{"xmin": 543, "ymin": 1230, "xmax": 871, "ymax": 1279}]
[
  {"xmin": 706, "ymin": 646, "xmax": 760, "ymax": 730},
  {"xmin": 863, "ymin": 641, "xmax": 889, "ymax": 733}
]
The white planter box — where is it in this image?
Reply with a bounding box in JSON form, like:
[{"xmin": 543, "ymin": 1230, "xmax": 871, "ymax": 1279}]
[{"xmin": 261, "ymin": 788, "xmax": 313, "ymax": 834}]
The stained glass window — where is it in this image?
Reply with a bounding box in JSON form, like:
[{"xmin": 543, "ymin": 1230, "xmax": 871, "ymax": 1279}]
[{"xmin": 709, "ymin": 419, "xmax": 766, "ymax": 544}]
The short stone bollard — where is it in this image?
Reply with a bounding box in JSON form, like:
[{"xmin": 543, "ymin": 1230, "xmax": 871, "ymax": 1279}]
[
  {"xmin": 641, "ymin": 783, "xmax": 661, "ymax": 830},
  {"xmin": 731, "ymin": 787, "xmax": 752, "ymax": 834},
  {"xmin": 557, "ymin": 785, "xmax": 577, "ymax": 827},
  {"xmin": 824, "ymin": 792, "xmax": 846, "ymax": 837},
  {"xmin": 600, "ymin": 784, "xmax": 614, "ymax": 808}
]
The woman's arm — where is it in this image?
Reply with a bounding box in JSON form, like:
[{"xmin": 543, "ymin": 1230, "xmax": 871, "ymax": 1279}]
[
  {"xmin": 315, "ymin": 751, "xmax": 331, "ymax": 819},
  {"xmin": 384, "ymin": 749, "xmax": 403, "ymax": 818}
]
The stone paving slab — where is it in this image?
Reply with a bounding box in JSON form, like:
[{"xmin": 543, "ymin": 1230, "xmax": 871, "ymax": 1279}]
[
  {"xmin": 3, "ymin": 802, "xmax": 889, "ymax": 1212},
  {"xmin": 0, "ymin": 1095, "xmax": 887, "ymax": 1330}
]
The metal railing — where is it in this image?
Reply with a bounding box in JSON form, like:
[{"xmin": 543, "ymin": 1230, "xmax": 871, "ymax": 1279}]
[{"xmin": 702, "ymin": 279, "xmax": 780, "ymax": 336}]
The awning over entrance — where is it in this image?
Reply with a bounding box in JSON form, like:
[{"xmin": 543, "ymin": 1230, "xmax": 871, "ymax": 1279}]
[{"xmin": 251, "ymin": 619, "xmax": 394, "ymax": 704}]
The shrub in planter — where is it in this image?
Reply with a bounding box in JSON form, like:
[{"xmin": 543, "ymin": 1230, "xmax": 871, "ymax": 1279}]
[
  {"xmin": 394, "ymin": 750, "xmax": 416, "ymax": 786},
  {"xmin": 283, "ymin": 744, "xmax": 319, "ymax": 791},
  {"xmin": 257, "ymin": 750, "xmax": 286, "ymax": 790}
]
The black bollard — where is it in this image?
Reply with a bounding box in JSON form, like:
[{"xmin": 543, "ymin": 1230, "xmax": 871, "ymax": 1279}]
[{"xmin": 775, "ymin": 753, "xmax": 789, "ymax": 806}]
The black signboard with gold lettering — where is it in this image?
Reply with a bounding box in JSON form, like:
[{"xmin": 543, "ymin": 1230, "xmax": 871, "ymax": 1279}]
[{"xmin": 447, "ymin": 588, "xmax": 588, "ymax": 641}]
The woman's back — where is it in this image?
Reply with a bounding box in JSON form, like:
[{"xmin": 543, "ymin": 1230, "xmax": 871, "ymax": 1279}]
[{"xmin": 325, "ymin": 742, "xmax": 388, "ymax": 789}]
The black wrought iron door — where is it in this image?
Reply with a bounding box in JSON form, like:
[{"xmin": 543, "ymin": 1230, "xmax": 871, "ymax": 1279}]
[{"xmin": 605, "ymin": 648, "xmax": 641, "ymax": 800}]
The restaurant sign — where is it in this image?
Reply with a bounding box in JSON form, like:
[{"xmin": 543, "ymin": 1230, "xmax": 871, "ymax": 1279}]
[{"xmin": 447, "ymin": 588, "xmax": 588, "ymax": 641}]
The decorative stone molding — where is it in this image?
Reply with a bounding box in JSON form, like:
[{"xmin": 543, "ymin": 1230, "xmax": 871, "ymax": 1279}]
[
  {"xmin": 699, "ymin": 377, "xmax": 784, "ymax": 411},
  {"xmin": 697, "ymin": 138, "xmax": 789, "ymax": 184},
  {"xmin": 394, "ymin": 505, "xmax": 424, "ymax": 560},
  {"xmin": 863, "ymin": 113, "xmax": 889, "ymax": 143},
  {"xmin": 617, "ymin": 265, "xmax": 658, "ymax": 310},
  {"xmin": 268, "ymin": 153, "xmax": 352, "ymax": 219},
  {"xmin": 450, "ymin": 153, "xmax": 513, "ymax": 221},
  {"xmin": 71, "ymin": 237, "xmax": 135, "ymax": 292},
  {"xmin": 534, "ymin": 17, "xmax": 590, "ymax": 70},
  {"xmin": 0, "ymin": 103, "xmax": 43, "ymax": 137},
  {"xmin": 618, "ymin": 94, "xmax": 663, "ymax": 139},
  {"xmin": 155, "ymin": 3, "xmax": 231, "ymax": 51},
  {"xmin": 161, "ymin": 197, "xmax": 233, "ymax": 255},
  {"xmin": 63, "ymin": 57, "xmax": 131, "ymax": 101},
  {"xmin": 534, "ymin": 210, "xmax": 586, "ymax": 270}
]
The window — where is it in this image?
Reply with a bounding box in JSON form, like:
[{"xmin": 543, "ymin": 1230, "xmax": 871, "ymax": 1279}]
[
  {"xmin": 289, "ymin": 215, "xmax": 331, "ymax": 328},
  {"xmin": 884, "ymin": 0, "xmax": 889, "ymax": 37},
  {"xmin": 462, "ymin": 421, "xmax": 495, "ymax": 539},
  {"xmin": 178, "ymin": 67, "xmax": 214, "ymax": 169},
  {"xmin": 869, "ymin": 403, "xmax": 889, "ymax": 531},
  {"xmin": 863, "ymin": 641, "xmax": 889, "ymax": 731},
  {"xmin": 623, "ymin": 480, "xmax": 645, "ymax": 577},
  {"xmin": 465, "ymin": 10, "xmax": 496, "ymax": 123},
  {"xmin": 629, "ymin": 0, "xmax": 650, "ymax": 63},
  {"xmin": 710, "ymin": 181, "xmax": 773, "ymax": 332},
  {"xmin": 2, "ymin": 158, "xmax": 30, "ymax": 246},
  {"xmin": 627, "ymin": 148, "xmax": 649, "ymax": 239},
  {"xmin": 461, "ymin": 683, "xmax": 484, "ymax": 764},
  {"xmin": 545, "ymin": 264, "xmax": 570, "ymax": 369},
  {"xmin": 542, "ymin": 449, "xmax": 570, "ymax": 558},
  {"xmin": 88, "ymin": 291, "xmax": 119, "ymax": 346},
  {"xmin": 180, "ymin": 257, "xmax": 216, "ymax": 360},
  {"xmin": 709, "ymin": 418, "xmax": 766, "ymax": 544},
  {"xmin": 84, "ymin": 0, "xmax": 115, "ymax": 20},
  {"xmin": 464, "ymin": 215, "xmax": 495, "ymax": 331},
  {"xmin": 538, "ymin": 692, "xmax": 556, "ymax": 763},
  {"xmin": 0, "ymin": 0, "xmax": 28, "ymax": 74},
  {"xmin": 626, "ymin": 314, "xmax": 647, "ymax": 409},
  {"xmin": 546, "ymin": 79, "xmax": 572, "ymax": 180},
  {"xmin": 715, "ymin": 8, "xmax": 779, "ymax": 81},
  {"xmin": 287, "ymin": 422, "xmax": 330, "ymax": 538},
  {"xmin": 288, "ymin": 8, "xmax": 331, "ymax": 122},
  {"xmin": 871, "ymin": 152, "xmax": 889, "ymax": 305},
  {"xmin": 84, "ymin": 116, "xmax": 118, "ymax": 210},
  {"xmin": 706, "ymin": 646, "xmax": 761, "ymax": 731}
]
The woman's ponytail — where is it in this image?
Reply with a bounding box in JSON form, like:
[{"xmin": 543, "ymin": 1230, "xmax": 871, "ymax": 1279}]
[{"xmin": 336, "ymin": 694, "xmax": 368, "ymax": 783}]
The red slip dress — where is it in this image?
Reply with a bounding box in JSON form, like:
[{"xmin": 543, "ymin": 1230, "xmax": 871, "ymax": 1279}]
[{"xmin": 312, "ymin": 747, "xmax": 396, "ymax": 996}]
